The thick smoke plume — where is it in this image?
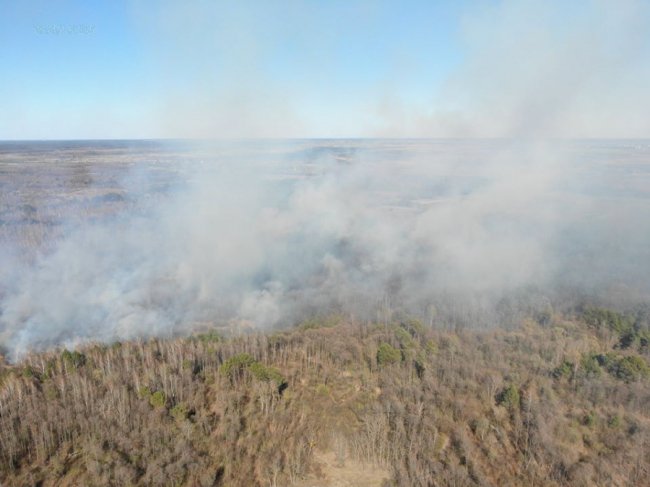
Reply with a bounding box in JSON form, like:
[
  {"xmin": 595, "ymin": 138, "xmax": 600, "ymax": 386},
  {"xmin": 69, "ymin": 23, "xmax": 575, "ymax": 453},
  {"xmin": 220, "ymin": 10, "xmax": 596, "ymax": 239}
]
[{"xmin": 1, "ymin": 139, "xmax": 649, "ymax": 359}]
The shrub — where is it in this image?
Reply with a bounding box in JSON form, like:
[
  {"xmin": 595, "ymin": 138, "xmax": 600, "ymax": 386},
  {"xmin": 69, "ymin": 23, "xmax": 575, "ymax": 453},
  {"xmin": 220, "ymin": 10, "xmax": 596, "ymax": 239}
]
[
  {"xmin": 414, "ymin": 352, "xmax": 427, "ymax": 378},
  {"xmin": 149, "ymin": 390, "xmax": 166, "ymax": 408},
  {"xmin": 425, "ymin": 339, "xmax": 438, "ymax": 355},
  {"xmin": 61, "ymin": 349, "xmax": 86, "ymax": 369},
  {"xmin": 582, "ymin": 307, "xmax": 633, "ymax": 335},
  {"xmin": 641, "ymin": 331, "xmax": 650, "ymax": 350},
  {"xmin": 552, "ymin": 361, "xmax": 574, "ymax": 380},
  {"xmin": 171, "ymin": 403, "xmax": 189, "ymax": 421},
  {"xmin": 194, "ymin": 330, "xmax": 223, "ymax": 344},
  {"xmin": 496, "ymin": 385, "xmax": 520, "ymax": 411},
  {"xmin": 618, "ymin": 331, "xmax": 639, "ymax": 349},
  {"xmin": 583, "ymin": 411, "xmax": 597, "ymax": 427},
  {"xmin": 22, "ymin": 365, "xmax": 37, "ymax": 379},
  {"xmin": 609, "ymin": 355, "xmax": 650, "ymax": 383},
  {"xmin": 43, "ymin": 359, "xmax": 56, "ymax": 379},
  {"xmin": 590, "ymin": 352, "xmax": 650, "ymax": 382},
  {"xmin": 580, "ymin": 353, "xmax": 602, "ymax": 377},
  {"xmin": 220, "ymin": 353, "xmax": 256, "ymax": 380},
  {"xmin": 299, "ymin": 315, "xmax": 341, "ymax": 330},
  {"xmin": 400, "ymin": 318, "xmax": 425, "ymax": 337},
  {"xmin": 594, "ymin": 353, "xmax": 615, "ymax": 368},
  {"xmin": 618, "ymin": 329, "xmax": 650, "ymax": 351},
  {"xmin": 470, "ymin": 418, "xmax": 490, "ymax": 440},
  {"xmin": 248, "ymin": 361, "xmax": 287, "ymax": 388},
  {"xmin": 377, "ymin": 343, "xmax": 401, "ymax": 366},
  {"xmin": 138, "ymin": 386, "xmax": 152, "ymax": 399},
  {"xmin": 394, "ymin": 328, "xmax": 414, "ymax": 349},
  {"xmin": 248, "ymin": 361, "xmax": 269, "ymax": 381},
  {"xmin": 608, "ymin": 414, "xmax": 622, "ymax": 428},
  {"xmin": 220, "ymin": 353, "xmax": 287, "ymax": 391}
]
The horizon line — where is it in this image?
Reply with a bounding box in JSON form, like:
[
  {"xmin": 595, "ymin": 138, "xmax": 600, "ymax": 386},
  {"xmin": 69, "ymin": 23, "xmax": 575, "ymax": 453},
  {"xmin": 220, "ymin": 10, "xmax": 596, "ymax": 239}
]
[{"xmin": 2, "ymin": 136, "xmax": 650, "ymax": 143}]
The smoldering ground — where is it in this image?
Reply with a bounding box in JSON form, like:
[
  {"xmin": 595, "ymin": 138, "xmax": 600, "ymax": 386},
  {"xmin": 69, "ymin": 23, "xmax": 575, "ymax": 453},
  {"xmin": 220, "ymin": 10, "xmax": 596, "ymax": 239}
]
[{"xmin": 1, "ymin": 139, "xmax": 650, "ymax": 359}]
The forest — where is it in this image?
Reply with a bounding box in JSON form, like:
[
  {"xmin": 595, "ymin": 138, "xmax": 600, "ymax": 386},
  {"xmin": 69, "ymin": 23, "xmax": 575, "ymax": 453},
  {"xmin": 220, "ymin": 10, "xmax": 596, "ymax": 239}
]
[
  {"xmin": 0, "ymin": 306, "xmax": 648, "ymax": 486},
  {"xmin": 4, "ymin": 0, "xmax": 650, "ymax": 485}
]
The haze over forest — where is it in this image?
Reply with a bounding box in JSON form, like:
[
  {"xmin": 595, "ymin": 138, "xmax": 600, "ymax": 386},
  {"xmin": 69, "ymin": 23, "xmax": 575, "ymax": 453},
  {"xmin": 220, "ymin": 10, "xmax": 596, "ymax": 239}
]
[{"xmin": 1, "ymin": 138, "xmax": 650, "ymax": 358}]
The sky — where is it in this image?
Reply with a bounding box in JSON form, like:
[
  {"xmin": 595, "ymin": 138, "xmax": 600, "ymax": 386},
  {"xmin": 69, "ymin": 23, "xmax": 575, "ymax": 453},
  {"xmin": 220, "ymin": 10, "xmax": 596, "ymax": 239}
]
[{"xmin": 1, "ymin": 0, "xmax": 649, "ymax": 139}]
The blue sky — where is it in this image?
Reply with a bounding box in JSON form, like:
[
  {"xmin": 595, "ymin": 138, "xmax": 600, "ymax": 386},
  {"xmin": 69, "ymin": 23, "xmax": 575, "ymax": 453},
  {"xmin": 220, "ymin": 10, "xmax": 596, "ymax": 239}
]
[
  {"xmin": 1, "ymin": 1, "xmax": 649, "ymax": 139},
  {"xmin": 0, "ymin": 1, "xmax": 467, "ymax": 139}
]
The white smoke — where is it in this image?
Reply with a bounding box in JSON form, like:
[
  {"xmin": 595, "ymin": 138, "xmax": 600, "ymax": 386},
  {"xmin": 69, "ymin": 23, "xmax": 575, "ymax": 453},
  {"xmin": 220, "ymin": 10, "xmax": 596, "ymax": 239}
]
[{"xmin": 3, "ymin": 138, "xmax": 648, "ymax": 359}]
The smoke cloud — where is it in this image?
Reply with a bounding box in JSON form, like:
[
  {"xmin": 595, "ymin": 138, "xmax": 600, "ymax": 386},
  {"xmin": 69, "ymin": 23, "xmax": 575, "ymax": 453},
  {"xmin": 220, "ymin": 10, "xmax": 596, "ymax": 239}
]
[
  {"xmin": 1, "ymin": 139, "xmax": 649, "ymax": 359},
  {"xmin": 374, "ymin": 0, "xmax": 650, "ymax": 138}
]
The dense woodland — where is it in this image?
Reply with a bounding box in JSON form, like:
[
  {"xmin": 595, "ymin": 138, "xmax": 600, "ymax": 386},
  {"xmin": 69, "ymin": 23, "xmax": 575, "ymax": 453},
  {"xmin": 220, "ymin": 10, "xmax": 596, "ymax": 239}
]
[{"xmin": 0, "ymin": 306, "xmax": 648, "ymax": 486}]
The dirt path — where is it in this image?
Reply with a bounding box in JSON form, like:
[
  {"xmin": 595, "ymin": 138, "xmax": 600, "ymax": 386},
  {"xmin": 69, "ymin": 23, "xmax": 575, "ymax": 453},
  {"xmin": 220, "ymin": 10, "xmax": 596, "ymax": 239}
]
[{"xmin": 294, "ymin": 451, "xmax": 390, "ymax": 487}]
